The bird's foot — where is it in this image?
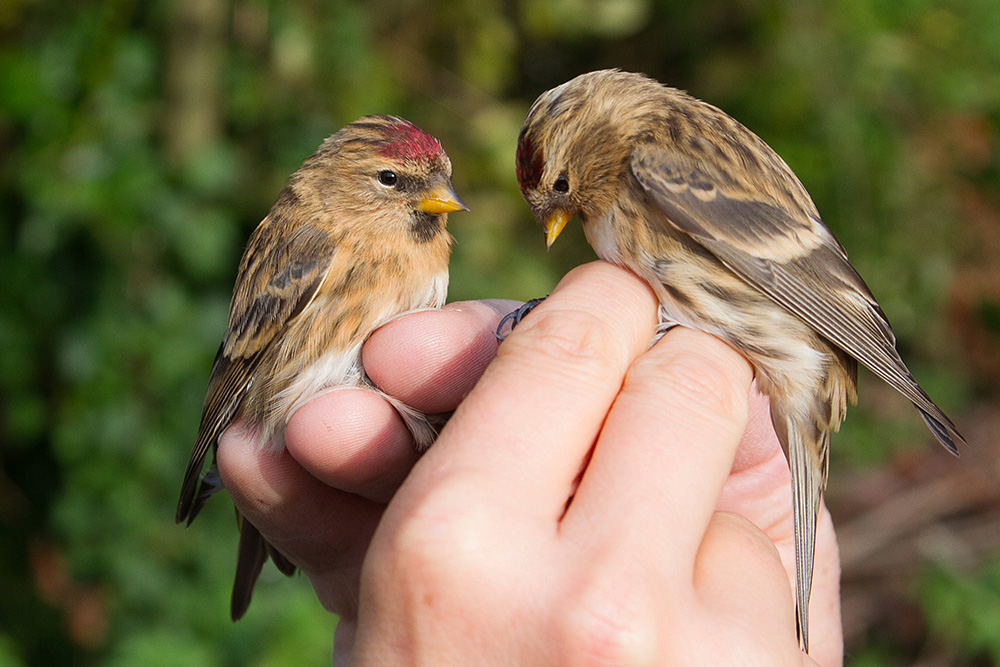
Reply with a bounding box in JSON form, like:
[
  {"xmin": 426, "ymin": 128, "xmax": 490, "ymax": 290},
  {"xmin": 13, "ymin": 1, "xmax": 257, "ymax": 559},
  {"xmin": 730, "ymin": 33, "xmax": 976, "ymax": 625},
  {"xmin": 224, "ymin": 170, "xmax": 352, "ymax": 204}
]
[{"xmin": 495, "ymin": 297, "xmax": 547, "ymax": 343}]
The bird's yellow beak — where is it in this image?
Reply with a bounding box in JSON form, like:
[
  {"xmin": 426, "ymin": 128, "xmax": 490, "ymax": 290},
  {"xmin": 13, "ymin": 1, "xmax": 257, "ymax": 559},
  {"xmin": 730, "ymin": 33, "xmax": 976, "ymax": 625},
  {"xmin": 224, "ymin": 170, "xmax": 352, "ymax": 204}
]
[
  {"xmin": 418, "ymin": 184, "xmax": 469, "ymax": 214},
  {"xmin": 544, "ymin": 208, "xmax": 572, "ymax": 249}
]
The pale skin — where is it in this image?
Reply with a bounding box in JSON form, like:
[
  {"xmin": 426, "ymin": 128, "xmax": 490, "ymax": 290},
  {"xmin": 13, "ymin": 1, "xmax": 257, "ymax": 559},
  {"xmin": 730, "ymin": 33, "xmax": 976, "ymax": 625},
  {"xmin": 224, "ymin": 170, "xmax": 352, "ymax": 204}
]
[{"xmin": 216, "ymin": 261, "xmax": 843, "ymax": 666}]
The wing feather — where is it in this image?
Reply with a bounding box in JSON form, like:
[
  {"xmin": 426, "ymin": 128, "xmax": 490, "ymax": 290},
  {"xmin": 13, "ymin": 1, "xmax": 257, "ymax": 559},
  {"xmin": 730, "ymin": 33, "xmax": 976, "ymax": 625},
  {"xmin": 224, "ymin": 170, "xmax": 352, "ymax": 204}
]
[
  {"xmin": 631, "ymin": 144, "xmax": 963, "ymax": 453},
  {"xmin": 175, "ymin": 217, "xmax": 337, "ymax": 523}
]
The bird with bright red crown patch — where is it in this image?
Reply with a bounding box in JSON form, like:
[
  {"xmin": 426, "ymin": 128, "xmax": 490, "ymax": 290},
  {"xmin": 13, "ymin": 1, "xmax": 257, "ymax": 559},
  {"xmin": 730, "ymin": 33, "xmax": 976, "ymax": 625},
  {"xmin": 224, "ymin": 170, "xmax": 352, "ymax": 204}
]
[{"xmin": 175, "ymin": 115, "xmax": 467, "ymax": 620}]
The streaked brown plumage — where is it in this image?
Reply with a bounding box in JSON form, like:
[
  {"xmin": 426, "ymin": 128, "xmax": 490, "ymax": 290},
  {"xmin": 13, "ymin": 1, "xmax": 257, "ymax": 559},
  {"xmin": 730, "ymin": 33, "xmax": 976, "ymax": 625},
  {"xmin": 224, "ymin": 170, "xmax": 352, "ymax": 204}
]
[
  {"xmin": 515, "ymin": 69, "xmax": 964, "ymax": 652},
  {"xmin": 176, "ymin": 115, "xmax": 467, "ymax": 620}
]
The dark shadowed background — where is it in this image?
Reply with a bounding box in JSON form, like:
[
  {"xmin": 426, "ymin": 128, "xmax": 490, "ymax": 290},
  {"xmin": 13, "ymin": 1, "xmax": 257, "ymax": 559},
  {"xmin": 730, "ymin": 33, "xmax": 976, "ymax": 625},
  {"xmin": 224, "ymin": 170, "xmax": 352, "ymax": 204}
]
[{"xmin": 2, "ymin": 0, "xmax": 999, "ymax": 664}]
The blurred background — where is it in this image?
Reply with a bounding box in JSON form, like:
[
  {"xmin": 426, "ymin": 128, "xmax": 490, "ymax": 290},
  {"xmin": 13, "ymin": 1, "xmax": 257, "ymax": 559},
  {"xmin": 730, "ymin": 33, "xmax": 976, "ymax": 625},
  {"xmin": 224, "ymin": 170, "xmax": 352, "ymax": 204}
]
[{"xmin": 1, "ymin": 0, "xmax": 998, "ymax": 664}]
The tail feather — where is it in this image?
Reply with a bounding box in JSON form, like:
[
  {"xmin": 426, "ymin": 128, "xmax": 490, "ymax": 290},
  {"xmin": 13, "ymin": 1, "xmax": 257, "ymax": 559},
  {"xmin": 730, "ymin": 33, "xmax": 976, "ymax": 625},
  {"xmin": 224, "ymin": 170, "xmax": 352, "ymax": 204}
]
[
  {"xmin": 774, "ymin": 412, "xmax": 829, "ymax": 655},
  {"xmin": 268, "ymin": 543, "xmax": 297, "ymax": 576},
  {"xmin": 231, "ymin": 517, "xmax": 269, "ymax": 621},
  {"xmin": 230, "ymin": 512, "xmax": 298, "ymax": 621}
]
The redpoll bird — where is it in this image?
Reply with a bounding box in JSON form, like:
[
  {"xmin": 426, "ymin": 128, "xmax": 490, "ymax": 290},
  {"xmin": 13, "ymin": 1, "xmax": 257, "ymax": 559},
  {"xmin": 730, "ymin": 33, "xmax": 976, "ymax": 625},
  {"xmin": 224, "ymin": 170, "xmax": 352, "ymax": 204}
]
[
  {"xmin": 514, "ymin": 69, "xmax": 964, "ymax": 651},
  {"xmin": 176, "ymin": 115, "xmax": 467, "ymax": 620}
]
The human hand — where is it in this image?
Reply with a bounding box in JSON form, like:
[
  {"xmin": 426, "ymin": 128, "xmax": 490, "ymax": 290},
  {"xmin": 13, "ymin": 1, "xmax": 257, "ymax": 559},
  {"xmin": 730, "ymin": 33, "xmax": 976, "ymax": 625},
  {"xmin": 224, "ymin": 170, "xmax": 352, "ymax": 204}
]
[
  {"xmin": 219, "ymin": 261, "xmax": 842, "ymax": 665},
  {"xmin": 351, "ymin": 262, "xmax": 842, "ymax": 665},
  {"xmin": 215, "ymin": 297, "xmax": 509, "ymax": 658}
]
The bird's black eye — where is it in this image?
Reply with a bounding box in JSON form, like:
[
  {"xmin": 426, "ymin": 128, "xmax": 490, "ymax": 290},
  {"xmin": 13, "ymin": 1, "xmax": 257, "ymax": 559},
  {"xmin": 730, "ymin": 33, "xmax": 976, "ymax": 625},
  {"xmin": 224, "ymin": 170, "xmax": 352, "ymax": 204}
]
[
  {"xmin": 377, "ymin": 170, "xmax": 398, "ymax": 187},
  {"xmin": 553, "ymin": 175, "xmax": 569, "ymax": 193}
]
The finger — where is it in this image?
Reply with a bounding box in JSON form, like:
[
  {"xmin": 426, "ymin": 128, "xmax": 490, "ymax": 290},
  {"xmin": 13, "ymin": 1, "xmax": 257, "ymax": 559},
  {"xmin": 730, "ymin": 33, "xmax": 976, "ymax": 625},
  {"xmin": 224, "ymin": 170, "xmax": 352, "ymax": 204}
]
[
  {"xmin": 565, "ymin": 327, "xmax": 753, "ymax": 562},
  {"xmin": 413, "ymin": 261, "xmax": 659, "ymax": 522},
  {"xmin": 731, "ymin": 386, "xmax": 784, "ymax": 474},
  {"xmin": 284, "ymin": 389, "xmax": 421, "ymax": 503},
  {"xmin": 715, "ymin": 388, "xmax": 792, "ymax": 549},
  {"xmin": 804, "ymin": 508, "xmax": 842, "ymax": 667},
  {"xmin": 363, "ymin": 300, "xmax": 516, "ymax": 413},
  {"xmin": 715, "ymin": 389, "xmax": 843, "ymax": 666},
  {"xmin": 285, "ymin": 300, "xmax": 514, "ymax": 503},
  {"xmin": 693, "ymin": 512, "xmax": 800, "ymax": 657},
  {"xmin": 216, "ymin": 422, "xmax": 382, "ymax": 610}
]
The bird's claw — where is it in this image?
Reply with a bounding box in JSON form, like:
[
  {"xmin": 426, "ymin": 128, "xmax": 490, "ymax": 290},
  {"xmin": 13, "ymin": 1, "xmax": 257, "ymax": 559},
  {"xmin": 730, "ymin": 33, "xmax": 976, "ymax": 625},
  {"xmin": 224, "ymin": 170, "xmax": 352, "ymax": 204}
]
[{"xmin": 495, "ymin": 297, "xmax": 547, "ymax": 343}]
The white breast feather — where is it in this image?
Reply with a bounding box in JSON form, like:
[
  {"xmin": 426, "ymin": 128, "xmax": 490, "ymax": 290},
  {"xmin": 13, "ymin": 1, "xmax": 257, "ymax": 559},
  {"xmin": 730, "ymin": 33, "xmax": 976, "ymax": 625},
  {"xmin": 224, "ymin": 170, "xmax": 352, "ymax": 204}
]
[{"xmin": 261, "ymin": 269, "xmax": 450, "ymax": 452}]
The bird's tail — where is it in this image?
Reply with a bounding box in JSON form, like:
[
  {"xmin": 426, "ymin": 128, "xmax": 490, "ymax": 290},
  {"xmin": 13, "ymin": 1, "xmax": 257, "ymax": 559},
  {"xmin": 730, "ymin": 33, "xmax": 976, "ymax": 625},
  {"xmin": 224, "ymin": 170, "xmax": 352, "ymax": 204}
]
[
  {"xmin": 770, "ymin": 396, "xmax": 833, "ymax": 656},
  {"xmin": 785, "ymin": 420, "xmax": 829, "ymax": 654},
  {"xmin": 230, "ymin": 512, "xmax": 297, "ymax": 621}
]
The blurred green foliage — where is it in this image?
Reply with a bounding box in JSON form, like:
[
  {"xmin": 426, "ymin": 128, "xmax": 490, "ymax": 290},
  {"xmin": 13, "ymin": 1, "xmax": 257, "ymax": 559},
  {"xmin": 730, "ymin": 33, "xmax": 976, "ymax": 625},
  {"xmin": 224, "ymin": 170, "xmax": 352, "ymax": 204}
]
[
  {"xmin": 1, "ymin": 0, "xmax": 997, "ymax": 664},
  {"xmin": 921, "ymin": 560, "xmax": 1000, "ymax": 663}
]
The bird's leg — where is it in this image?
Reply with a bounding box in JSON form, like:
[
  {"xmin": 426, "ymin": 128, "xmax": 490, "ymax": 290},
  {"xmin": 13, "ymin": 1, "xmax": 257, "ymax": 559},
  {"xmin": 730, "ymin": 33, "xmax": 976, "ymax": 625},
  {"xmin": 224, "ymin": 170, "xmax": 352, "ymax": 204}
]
[
  {"xmin": 651, "ymin": 309, "xmax": 681, "ymax": 346},
  {"xmin": 495, "ymin": 297, "xmax": 547, "ymax": 342}
]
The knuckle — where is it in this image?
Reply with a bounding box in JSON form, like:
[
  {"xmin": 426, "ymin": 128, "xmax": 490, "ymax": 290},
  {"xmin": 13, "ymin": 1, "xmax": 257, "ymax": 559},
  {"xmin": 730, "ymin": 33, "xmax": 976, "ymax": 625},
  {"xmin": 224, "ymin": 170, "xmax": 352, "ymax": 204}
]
[
  {"xmin": 708, "ymin": 511, "xmax": 784, "ymax": 570},
  {"xmin": 629, "ymin": 340, "xmax": 749, "ymax": 427},
  {"xmin": 556, "ymin": 578, "xmax": 658, "ymax": 666},
  {"xmin": 374, "ymin": 485, "xmax": 489, "ymax": 591},
  {"xmin": 501, "ymin": 307, "xmax": 629, "ymax": 380}
]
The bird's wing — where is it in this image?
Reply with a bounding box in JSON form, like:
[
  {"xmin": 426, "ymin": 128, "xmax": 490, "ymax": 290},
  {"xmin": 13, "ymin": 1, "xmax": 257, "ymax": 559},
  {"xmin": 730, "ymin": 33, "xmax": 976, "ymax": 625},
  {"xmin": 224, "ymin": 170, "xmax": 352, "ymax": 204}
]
[
  {"xmin": 630, "ymin": 143, "xmax": 962, "ymax": 453},
  {"xmin": 176, "ymin": 219, "xmax": 337, "ymax": 523}
]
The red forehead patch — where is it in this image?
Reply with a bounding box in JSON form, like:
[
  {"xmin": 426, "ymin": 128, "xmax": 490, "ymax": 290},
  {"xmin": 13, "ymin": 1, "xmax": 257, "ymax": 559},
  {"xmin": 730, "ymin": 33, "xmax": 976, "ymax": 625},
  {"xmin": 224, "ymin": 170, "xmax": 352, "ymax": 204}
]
[
  {"xmin": 378, "ymin": 120, "xmax": 445, "ymax": 162},
  {"xmin": 515, "ymin": 132, "xmax": 543, "ymax": 192}
]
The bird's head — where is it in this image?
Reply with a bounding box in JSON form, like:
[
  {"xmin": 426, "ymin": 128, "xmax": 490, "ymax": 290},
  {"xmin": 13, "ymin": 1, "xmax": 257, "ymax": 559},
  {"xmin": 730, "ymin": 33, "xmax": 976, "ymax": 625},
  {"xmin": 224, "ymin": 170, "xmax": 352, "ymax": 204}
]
[
  {"xmin": 301, "ymin": 115, "xmax": 467, "ymax": 244},
  {"xmin": 516, "ymin": 70, "xmax": 664, "ymax": 248}
]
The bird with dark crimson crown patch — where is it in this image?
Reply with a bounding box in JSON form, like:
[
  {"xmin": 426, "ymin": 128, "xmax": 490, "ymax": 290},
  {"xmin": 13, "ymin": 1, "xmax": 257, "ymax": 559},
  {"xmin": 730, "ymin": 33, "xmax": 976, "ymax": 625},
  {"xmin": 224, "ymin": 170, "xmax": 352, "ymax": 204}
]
[
  {"xmin": 176, "ymin": 115, "xmax": 467, "ymax": 621},
  {"xmin": 513, "ymin": 69, "xmax": 964, "ymax": 652}
]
